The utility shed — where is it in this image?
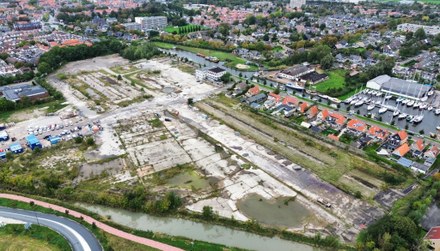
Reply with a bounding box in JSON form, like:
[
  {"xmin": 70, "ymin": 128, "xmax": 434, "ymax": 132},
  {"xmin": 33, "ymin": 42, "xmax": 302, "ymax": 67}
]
[
  {"xmin": 9, "ymin": 143, "xmax": 23, "ymax": 154},
  {"xmin": 26, "ymin": 134, "xmax": 42, "ymax": 150},
  {"xmin": 49, "ymin": 136, "xmax": 61, "ymax": 145}
]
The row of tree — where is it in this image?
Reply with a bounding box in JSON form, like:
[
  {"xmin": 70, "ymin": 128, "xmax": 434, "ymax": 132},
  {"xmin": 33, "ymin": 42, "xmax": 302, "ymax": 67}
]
[{"xmin": 120, "ymin": 43, "xmax": 161, "ymax": 61}]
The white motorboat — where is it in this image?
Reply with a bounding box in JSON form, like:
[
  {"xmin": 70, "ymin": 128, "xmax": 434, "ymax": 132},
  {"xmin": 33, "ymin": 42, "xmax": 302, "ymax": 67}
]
[
  {"xmin": 413, "ymin": 102, "xmax": 420, "ymax": 108},
  {"xmin": 350, "ymin": 99, "xmax": 358, "ymax": 105},
  {"xmin": 421, "ymin": 96, "xmax": 428, "ymax": 102},
  {"xmin": 437, "ymin": 126, "xmax": 440, "ymax": 131},
  {"xmin": 376, "ymin": 92, "xmax": 382, "ymax": 97},
  {"xmin": 435, "ymin": 109, "xmax": 440, "ymax": 115},
  {"xmin": 412, "ymin": 114, "xmax": 424, "ymax": 124},
  {"xmin": 375, "ymin": 100, "xmax": 381, "ymax": 106},
  {"xmin": 406, "ymin": 115, "xmax": 414, "ymax": 122},
  {"xmin": 385, "ymin": 95, "xmax": 392, "ymax": 100},
  {"xmin": 398, "ymin": 113, "xmax": 408, "ymax": 120},
  {"xmin": 354, "ymin": 100, "xmax": 365, "ymax": 107},
  {"xmin": 419, "ymin": 103, "xmax": 428, "ymax": 110},
  {"xmin": 428, "ymin": 106, "xmax": 433, "ymax": 111},
  {"xmin": 393, "ymin": 110, "xmax": 400, "ymax": 117},
  {"xmin": 407, "ymin": 100, "xmax": 415, "ymax": 107},
  {"xmin": 396, "ymin": 97, "xmax": 403, "ymax": 103},
  {"xmin": 402, "ymin": 99, "xmax": 409, "ymax": 104},
  {"xmin": 367, "ymin": 104, "xmax": 375, "ymax": 111},
  {"xmin": 428, "ymin": 90, "xmax": 434, "ymax": 96},
  {"xmin": 378, "ymin": 107, "xmax": 388, "ymax": 114}
]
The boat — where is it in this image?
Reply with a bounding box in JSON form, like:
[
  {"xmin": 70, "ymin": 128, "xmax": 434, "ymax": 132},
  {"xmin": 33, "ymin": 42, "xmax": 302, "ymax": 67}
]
[
  {"xmin": 421, "ymin": 96, "xmax": 428, "ymax": 102},
  {"xmin": 419, "ymin": 103, "xmax": 428, "ymax": 110},
  {"xmin": 398, "ymin": 113, "xmax": 408, "ymax": 120},
  {"xmin": 367, "ymin": 104, "xmax": 375, "ymax": 111},
  {"xmin": 378, "ymin": 107, "xmax": 388, "ymax": 114},
  {"xmin": 393, "ymin": 110, "xmax": 400, "ymax": 117},
  {"xmin": 413, "ymin": 102, "xmax": 420, "ymax": 108},
  {"xmin": 407, "ymin": 100, "xmax": 415, "ymax": 107},
  {"xmin": 385, "ymin": 95, "xmax": 392, "ymax": 100},
  {"xmin": 376, "ymin": 92, "xmax": 383, "ymax": 97},
  {"xmin": 375, "ymin": 100, "xmax": 381, "ymax": 106},
  {"xmin": 396, "ymin": 97, "xmax": 403, "ymax": 103},
  {"xmin": 402, "ymin": 99, "xmax": 409, "ymax": 104},
  {"xmin": 350, "ymin": 99, "xmax": 358, "ymax": 105},
  {"xmin": 437, "ymin": 126, "xmax": 440, "ymax": 131},
  {"xmin": 406, "ymin": 115, "xmax": 414, "ymax": 122},
  {"xmin": 435, "ymin": 109, "xmax": 440, "ymax": 115},
  {"xmin": 412, "ymin": 114, "xmax": 424, "ymax": 124},
  {"xmin": 344, "ymin": 97, "xmax": 353, "ymax": 104},
  {"xmin": 354, "ymin": 100, "xmax": 364, "ymax": 107},
  {"xmin": 428, "ymin": 106, "xmax": 433, "ymax": 111},
  {"xmin": 428, "ymin": 90, "xmax": 434, "ymax": 96}
]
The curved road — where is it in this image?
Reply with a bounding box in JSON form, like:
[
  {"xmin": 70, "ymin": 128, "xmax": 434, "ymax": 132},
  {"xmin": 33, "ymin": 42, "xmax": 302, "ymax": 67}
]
[{"xmin": 0, "ymin": 207, "xmax": 102, "ymax": 251}]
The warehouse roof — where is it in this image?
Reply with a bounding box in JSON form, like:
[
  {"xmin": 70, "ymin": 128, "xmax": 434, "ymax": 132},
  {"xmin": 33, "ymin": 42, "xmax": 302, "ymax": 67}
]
[
  {"xmin": 368, "ymin": 75, "xmax": 431, "ymax": 99},
  {"xmin": 0, "ymin": 83, "xmax": 48, "ymax": 102}
]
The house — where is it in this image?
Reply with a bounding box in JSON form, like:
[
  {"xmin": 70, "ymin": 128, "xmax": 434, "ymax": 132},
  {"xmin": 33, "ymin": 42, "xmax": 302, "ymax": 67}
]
[
  {"xmin": 246, "ymin": 93, "xmax": 267, "ymax": 105},
  {"xmin": 195, "ymin": 66, "xmax": 227, "ymax": 82},
  {"xmin": 425, "ymin": 226, "xmax": 440, "ymax": 251},
  {"xmin": 411, "ymin": 138, "xmax": 424, "ymax": 157},
  {"xmin": 347, "ymin": 119, "xmax": 367, "ymax": 134},
  {"xmin": 246, "ymin": 85, "xmax": 260, "ymax": 97},
  {"xmin": 282, "ymin": 95, "xmax": 298, "ymax": 107},
  {"xmin": 233, "ymin": 82, "xmax": 248, "ymax": 96},
  {"xmin": 318, "ymin": 109, "xmax": 346, "ymax": 129},
  {"xmin": 397, "ymin": 157, "xmax": 413, "ymax": 168},
  {"xmin": 307, "ymin": 105, "xmax": 319, "ymax": 119},
  {"xmin": 9, "ymin": 143, "xmax": 23, "ymax": 154},
  {"xmin": 411, "ymin": 162, "xmax": 429, "ymax": 174},
  {"xmin": 298, "ymin": 102, "xmax": 309, "ymax": 113},
  {"xmin": 368, "ymin": 126, "xmax": 389, "ymax": 141},
  {"xmin": 357, "ymin": 135, "xmax": 373, "ymax": 149},
  {"xmin": 424, "ymin": 145, "xmax": 439, "ymax": 159},
  {"xmin": 393, "ymin": 143, "xmax": 410, "ymax": 158},
  {"xmin": 263, "ymin": 92, "xmax": 281, "ymax": 109},
  {"xmin": 26, "ymin": 134, "xmax": 42, "ymax": 150}
]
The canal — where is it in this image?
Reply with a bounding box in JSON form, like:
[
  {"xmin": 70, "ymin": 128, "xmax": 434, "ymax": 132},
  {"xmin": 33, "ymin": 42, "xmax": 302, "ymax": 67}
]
[{"xmin": 75, "ymin": 203, "xmax": 321, "ymax": 251}]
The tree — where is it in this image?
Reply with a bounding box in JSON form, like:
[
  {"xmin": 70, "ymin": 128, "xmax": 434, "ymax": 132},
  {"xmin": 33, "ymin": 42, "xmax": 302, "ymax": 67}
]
[
  {"xmin": 220, "ymin": 72, "xmax": 231, "ymax": 83},
  {"xmin": 414, "ymin": 28, "xmax": 426, "ymax": 40},
  {"xmin": 320, "ymin": 54, "xmax": 334, "ymax": 70},
  {"xmin": 202, "ymin": 206, "xmax": 214, "ymax": 219},
  {"xmin": 117, "ymin": 75, "xmax": 122, "ymax": 81}
]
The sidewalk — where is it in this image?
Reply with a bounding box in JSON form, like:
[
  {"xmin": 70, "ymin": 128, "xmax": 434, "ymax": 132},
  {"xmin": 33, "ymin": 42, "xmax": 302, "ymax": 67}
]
[{"xmin": 0, "ymin": 193, "xmax": 183, "ymax": 251}]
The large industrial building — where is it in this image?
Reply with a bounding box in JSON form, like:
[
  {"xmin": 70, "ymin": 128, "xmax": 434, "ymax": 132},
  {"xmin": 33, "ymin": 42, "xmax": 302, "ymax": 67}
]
[
  {"xmin": 366, "ymin": 75, "xmax": 432, "ymax": 100},
  {"xmin": 196, "ymin": 66, "xmax": 227, "ymax": 82},
  {"xmin": 0, "ymin": 83, "xmax": 49, "ymax": 102}
]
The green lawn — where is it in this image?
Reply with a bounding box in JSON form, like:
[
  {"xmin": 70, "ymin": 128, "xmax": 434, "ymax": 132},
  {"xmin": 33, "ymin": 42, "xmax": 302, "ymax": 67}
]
[
  {"xmin": 0, "ymin": 100, "xmax": 67, "ymax": 122},
  {"xmin": 0, "ymin": 224, "xmax": 71, "ymax": 251},
  {"xmin": 153, "ymin": 42, "xmax": 258, "ymax": 71},
  {"xmin": 315, "ymin": 69, "xmax": 347, "ymax": 93}
]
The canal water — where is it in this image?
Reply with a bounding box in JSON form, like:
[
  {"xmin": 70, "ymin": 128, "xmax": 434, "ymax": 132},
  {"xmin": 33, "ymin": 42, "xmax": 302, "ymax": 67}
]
[{"xmin": 75, "ymin": 202, "xmax": 321, "ymax": 251}]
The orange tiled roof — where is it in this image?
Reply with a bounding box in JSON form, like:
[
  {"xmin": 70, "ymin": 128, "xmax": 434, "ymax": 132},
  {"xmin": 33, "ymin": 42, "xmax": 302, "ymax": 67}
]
[
  {"xmin": 282, "ymin": 96, "xmax": 298, "ymax": 106},
  {"xmin": 268, "ymin": 92, "xmax": 281, "ymax": 103},
  {"xmin": 368, "ymin": 126, "xmax": 389, "ymax": 140},
  {"xmin": 308, "ymin": 105, "xmax": 319, "ymax": 117},
  {"xmin": 299, "ymin": 102, "xmax": 308, "ymax": 113},
  {"xmin": 328, "ymin": 134, "xmax": 339, "ymax": 141},
  {"xmin": 248, "ymin": 85, "xmax": 260, "ymax": 96},
  {"xmin": 412, "ymin": 138, "xmax": 424, "ymax": 151},
  {"xmin": 398, "ymin": 130, "xmax": 408, "ymax": 141},
  {"xmin": 393, "ymin": 143, "xmax": 410, "ymax": 157},
  {"xmin": 347, "ymin": 119, "xmax": 367, "ymax": 132}
]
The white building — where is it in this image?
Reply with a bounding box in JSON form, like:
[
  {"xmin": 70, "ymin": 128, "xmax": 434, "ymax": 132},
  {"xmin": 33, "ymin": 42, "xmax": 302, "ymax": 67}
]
[
  {"xmin": 366, "ymin": 75, "xmax": 431, "ymax": 100},
  {"xmin": 122, "ymin": 22, "xmax": 142, "ymax": 31},
  {"xmin": 397, "ymin": 23, "xmax": 440, "ymax": 36},
  {"xmin": 196, "ymin": 66, "xmax": 227, "ymax": 82},
  {"xmin": 134, "ymin": 16, "xmax": 168, "ymax": 31},
  {"xmin": 289, "ymin": 0, "xmax": 306, "ymax": 9}
]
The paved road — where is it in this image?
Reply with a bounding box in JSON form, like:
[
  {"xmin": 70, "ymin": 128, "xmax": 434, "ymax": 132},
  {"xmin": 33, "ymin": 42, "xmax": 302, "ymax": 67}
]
[
  {"xmin": 0, "ymin": 207, "xmax": 101, "ymax": 251},
  {"xmin": 0, "ymin": 194, "xmax": 183, "ymax": 251}
]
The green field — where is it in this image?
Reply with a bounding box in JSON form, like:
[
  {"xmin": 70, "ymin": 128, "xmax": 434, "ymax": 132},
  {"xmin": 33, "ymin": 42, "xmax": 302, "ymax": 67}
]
[
  {"xmin": 165, "ymin": 25, "xmax": 203, "ymax": 34},
  {"xmin": 315, "ymin": 69, "xmax": 347, "ymax": 93},
  {"xmin": 0, "ymin": 224, "xmax": 71, "ymax": 251},
  {"xmin": 153, "ymin": 42, "xmax": 258, "ymax": 71}
]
